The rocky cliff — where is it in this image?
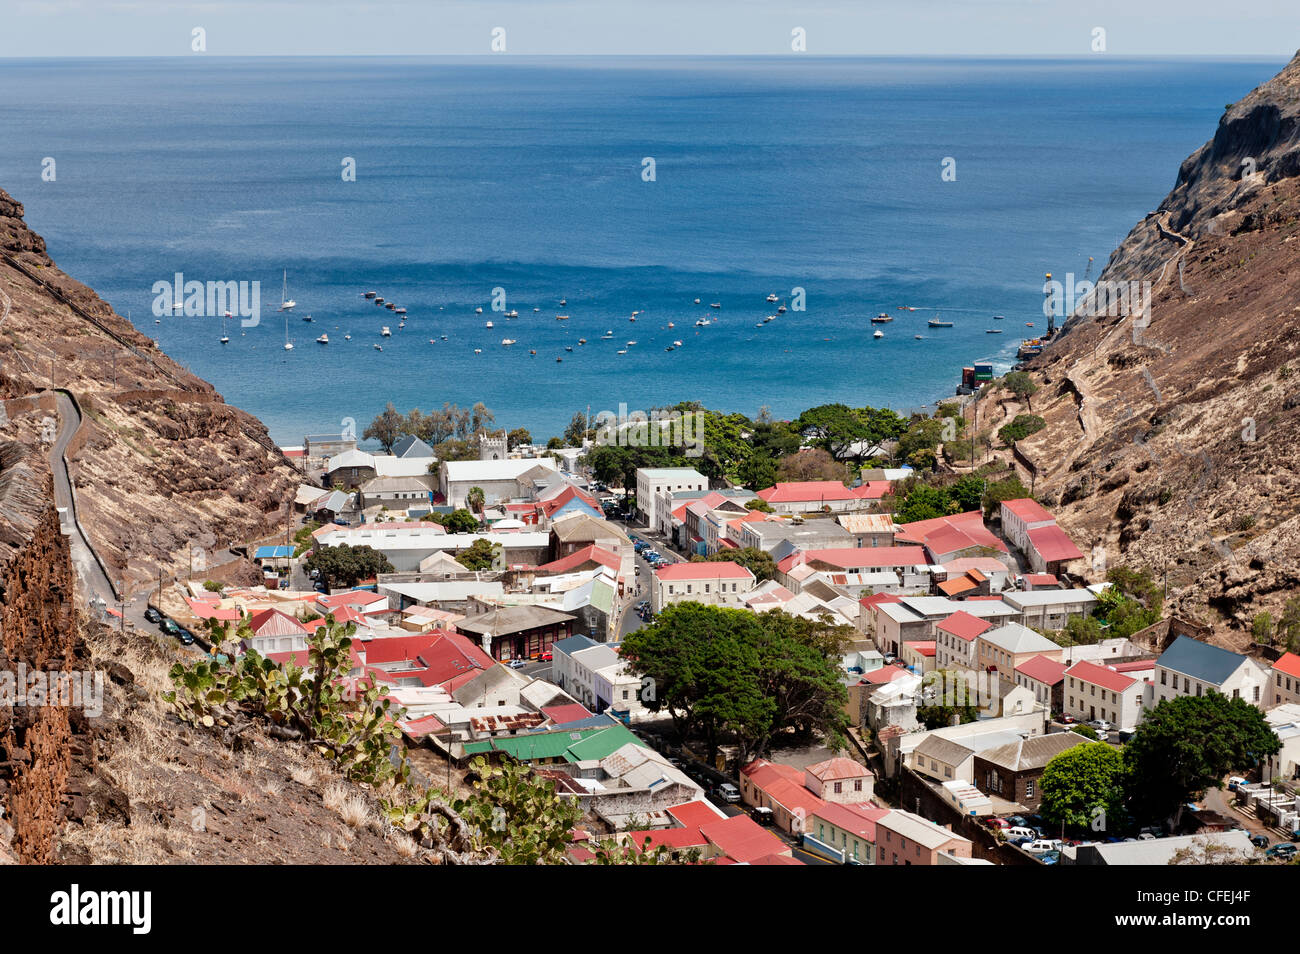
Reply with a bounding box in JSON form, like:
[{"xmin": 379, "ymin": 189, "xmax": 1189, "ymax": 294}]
[
  {"xmin": 0, "ymin": 188, "xmax": 300, "ymax": 591},
  {"xmin": 1013, "ymin": 51, "xmax": 1300, "ymax": 647}
]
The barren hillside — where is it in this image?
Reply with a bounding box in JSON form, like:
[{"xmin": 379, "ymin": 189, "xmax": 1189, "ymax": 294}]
[{"xmin": 1013, "ymin": 50, "xmax": 1300, "ymax": 645}]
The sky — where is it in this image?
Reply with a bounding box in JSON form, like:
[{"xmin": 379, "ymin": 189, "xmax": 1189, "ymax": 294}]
[{"xmin": 2, "ymin": 0, "xmax": 1299, "ymax": 58}]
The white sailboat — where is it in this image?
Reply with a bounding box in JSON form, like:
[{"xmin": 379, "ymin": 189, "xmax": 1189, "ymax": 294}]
[
  {"xmin": 283, "ymin": 310, "xmax": 293, "ymax": 351},
  {"xmin": 220, "ymin": 313, "xmax": 229, "ymax": 345},
  {"xmin": 279, "ymin": 270, "xmax": 296, "ymax": 311}
]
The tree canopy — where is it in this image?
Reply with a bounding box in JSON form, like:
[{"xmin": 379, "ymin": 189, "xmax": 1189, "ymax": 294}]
[
  {"xmin": 1124, "ymin": 694, "xmax": 1279, "ymax": 825},
  {"xmin": 304, "ymin": 543, "xmax": 394, "ymax": 588},
  {"xmin": 1039, "ymin": 741, "xmax": 1127, "ymax": 833}
]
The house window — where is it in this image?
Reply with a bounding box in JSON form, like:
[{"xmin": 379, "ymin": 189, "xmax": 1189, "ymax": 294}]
[
  {"xmin": 834, "ymin": 782, "xmax": 842, "ymax": 794},
  {"xmin": 854, "ymin": 780, "xmax": 863, "ymax": 792},
  {"xmin": 1183, "ymin": 677, "xmax": 1190, "ymax": 692},
  {"xmin": 1254, "ymin": 685, "xmax": 1260, "ymax": 702},
  {"xmin": 1160, "ymin": 670, "xmax": 1166, "ymax": 686},
  {"xmin": 1026, "ymin": 780, "xmax": 1034, "ymax": 799}
]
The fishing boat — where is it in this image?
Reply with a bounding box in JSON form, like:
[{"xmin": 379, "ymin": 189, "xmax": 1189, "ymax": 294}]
[
  {"xmin": 475, "ymin": 349, "xmax": 483, "ymax": 354},
  {"xmin": 767, "ymin": 294, "xmax": 779, "ymax": 303},
  {"xmin": 529, "ymin": 349, "xmax": 536, "ymax": 355},
  {"xmin": 617, "ymin": 349, "xmax": 627, "ymax": 354},
  {"xmin": 501, "ymin": 338, "xmax": 516, "ymax": 346},
  {"xmin": 665, "ymin": 346, "xmax": 674, "ymax": 352},
  {"xmin": 993, "ymin": 314, "xmax": 1005, "ymax": 320},
  {"xmin": 673, "ymin": 340, "xmax": 683, "ymax": 347},
  {"xmin": 302, "ymin": 314, "xmax": 313, "ymax": 322},
  {"xmin": 565, "ymin": 346, "xmax": 573, "ymax": 352},
  {"xmin": 601, "ymin": 331, "xmax": 614, "ymax": 339},
  {"xmin": 897, "ymin": 305, "xmax": 918, "ymax": 311},
  {"xmin": 626, "ymin": 340, "xmax": 637, "ymax": 346},
  {"xmin": 560, "ymin": 299, "xmax": 567, "ymax": 306},
  {"xmin": 986, "ymin": 329, "xmax": 1003, "ymax": 334},
  {"xmin": 385, "ymin": 302, "xmax": 396, "ymax": 311},
  {"xmin": 344, "ymin": 334, "xmax": 352, "ymax": 340},
  {"xmin": 395, "ymin": 307, "xmax": 406, "ymax": 315},
  {"xmin": 776, "ymin": 304, "xmax": 786, "ymax": 314},
  {"xmin": 505, "ymin": 310, "xmax": 518, "ymax": 318},
  {"xmin": 763, "ymin": 315, "xmax": 775, "ymax": 323},
  {"xmin": 871, "ymin": 313, "xmax": 893, "ymax": 323},
  {"xmin": 695, "ymin": 319, "xmax": 707, "ymax": 327},
  {"xmin": 485, "ymin": 320, "xmax": 494, "ymax": 328},
  {"xmin": 629, "ymin": 316, "xmax": 636, "ymax": 322},
  {"xmin": 556, "ymin": 315, "xmax": 570, "ymax": 321},
  {"xmin": 364, "ymin": 291, "xmax": 377, "ymax": 299},
  {"xmin": 694, "ymin": 298, "xmax": 701, "ymax": 304},
  {"xmin": 220, "ymin": 334, "xmax": 229, "ymax": 344},
  {"xmin": 534, "ymin": 307, "xmax": 540, "ymax": 312},
  {"xmin": 374, "ymin": 344, "xmax": 382, "ymax": 351},
  {"xmin": 710, "ymin": 302, "xmax": 721, "ymax": 309},
  {"xmin": 667, "ymin": 322, "xmax": 675, "ymax": 328},
  {"xmin": 556, "ymin": 357, "xmax": 563, "ymax": 363},
  {"xmin": 1025, "ymin": 322, "xmax": 1034, "ymax": 327},
  {"xmin": 440, "ymin": 334, "xmax": 448, "ymax": 340},
  {"xmin": 928, "ymin": 318, "xmax": 954, "ymax": 328},
  {"xmin": 873, "ymin": 329, "xmax": 884, "ymax": 339},
  {"xmin": 398, "ymin": 321, "xmax": 405, "ymax": 329},
  {"xmin": 578, "ymin": 338, "xmax": 587, "ymax": 345},
  {"xmin": 475, "ymin": 307, "xmax": 483, "ymax": 314},
  {"xmin": 375, "ymin": 297, "xmax": 385, "ymax": 305},
  {"xmin": 914, "ymin": 334, "xmax": 923, "ymax": 340},
  {"xmin": 316, "ymin": 333, "xmax": 329, "ymax": 344},
  {"xmin": 381, "ymin": 326, "xmax": 392, "ymax": 337}
]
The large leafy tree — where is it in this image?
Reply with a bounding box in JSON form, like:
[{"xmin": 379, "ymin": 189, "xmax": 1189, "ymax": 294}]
[
  {"xmin": 797, "ymin": 403, "xmax": 872, "ymax": 461},
  {"xmin": 776, "ymin": 448, "xmax": 847, "ymax": 484},
  {"xmin": 620, "ymin": 604, "xmax": 847, "ymax": 763},
  {"xmin": 363, "ymin": 402, "xmax": 405, "ymax": 453},
  {"xmin": 1039, "ymin": 741, "xmax": 1127, "ymax": 834},
  {"xmin": 1124, "ymin": 694, "xmax": 1280, "ymax": 826},
  {"xmin": 456, "ymin": 537, "xmax": 501, "ymax": 571},
  {"xmin": 895, "ymin": 484, "xmax": 954, "ymax": 523},
  {"xmin": 305, "ymin": 543, "xmax": 394, "ymax": 588}
]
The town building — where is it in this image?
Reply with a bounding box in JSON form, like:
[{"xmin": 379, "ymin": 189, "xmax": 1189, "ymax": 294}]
[
  {"xmin": 1271, "ymin": 652, "xmax": 1300, "ymax": 708},
  {"xmin": 1063, "ymin": 659, "xmax": 1149, "ymax": 730},
  {"xmin": 804, "ymin": 757, "xmax": 875, "ymax": 804},
  {"xmin": 454, "ymin": 603, "xmax": 576, "ymax": 662},
  {"xmin": 1152, "ymin": 635, "xmax": 1269, "ymax": 708},
  {"xmin": 649, "ymin": 561, "xmax": 756, "ymax": 614},
  {"xmin": 974, "ymin": 622, "xmax": 1063, "ymax": 677},
  {"xmin": 972, "ymin": 732, "xmax": 1090, "ymax": 810},
  {"xmin": 874, "ymin": 810, "xmax": 972, "ymax": 865},
  {"xmin": 1013, "ymin": 654, "xmax": 1068, "ymax": 712},
  {"xmin": 635, "ymin": 467, "xmax": 708, "ymax": 531},
  {"xmin": 753, "ymin": 480, "xmax": 890, "ymax": 515},
  {"xmin": 439, "ymin": 456, "xmax": 559, "ymax": 508}
]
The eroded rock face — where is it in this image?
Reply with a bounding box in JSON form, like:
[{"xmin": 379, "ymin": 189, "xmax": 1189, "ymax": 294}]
[
  {"xmin": 0, "ymin": 188, "xmax": 300, "ymax": 589},
  {"xmin": 1015, "ymin": 50, "xmax": 1300, "ymax": 644}
]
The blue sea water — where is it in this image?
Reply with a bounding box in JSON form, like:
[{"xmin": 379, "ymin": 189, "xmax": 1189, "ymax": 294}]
[{"xmin": 0, "ymin": 56, "xmax": 1284, "ymax": 445}]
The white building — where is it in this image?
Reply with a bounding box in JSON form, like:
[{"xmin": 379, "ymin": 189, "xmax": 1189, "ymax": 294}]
[
  {"xmin": 1062, "ymin": 660, "xmax": 1148, "ymax": 730},
  {"xmin": 635, "ymin": 467, "xmax": 707, "ymax": 531},
  {"xmin": 440, "ymin": 456, "xmax": 558, "ymax": 508},
  {"xmin": 1001, "ymin": 589, "xmax": 1100, "ymax": 631},
  {"xmin": 1152, "ymin": 635, "xmax": 1270, "ymax": 708},
  {"xmin": 650, "ymin": 561, "xmax": 757, "ymax": 614}
]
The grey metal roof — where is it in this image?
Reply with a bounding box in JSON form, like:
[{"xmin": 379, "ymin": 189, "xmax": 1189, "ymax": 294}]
[{"xmin": 1156, "ymin": 635, "xmax": 1247, "ymax": 686}]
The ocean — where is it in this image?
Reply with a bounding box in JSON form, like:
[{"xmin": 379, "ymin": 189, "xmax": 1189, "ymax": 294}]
[{"xmin": 0, "ymin": 56, "xmax": 1283, "ymax": 446}]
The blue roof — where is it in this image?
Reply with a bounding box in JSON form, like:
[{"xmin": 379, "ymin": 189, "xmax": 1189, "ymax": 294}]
[
  {"xmin": 1157, "ymin": 635, "xmax": 1247, "ymax": 686},
  {"xmin": 255, "ymin": 545, "xmax": 294, "ymax": 559},
  {"xmin": 553, "ymin": 634, "xmax": 599, "ymax": 657}
]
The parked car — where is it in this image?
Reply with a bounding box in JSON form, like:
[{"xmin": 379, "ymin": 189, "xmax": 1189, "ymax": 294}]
[
  {"xmin": 159, "ymin": 618, "xmax": 180, "ymax": 636},
  {"xmin": 985, "ymin": 817, "xmax": 1010, "ymax": 830},
  {"xmin": 1039, "ymin": 851, "xmax": 1060, "ymax": 866},
  {"xmin": 1004, "ymin": 826, "xmax": 1037, "ymax": 842},
  {"xmin": 1060, "ymin": 714, "xmax": 1076, "ymax": 725},
  {"xmin": 750, "ymin": 805, "xmax": 775, "ymax": 826},
  {"xmin": 508, "ymin": 658, "xmax": 527, "ymax": 670},
  {"xmin": 177, "ymin": 628, "xmax": 195, "ymax": 646},
  {"xmin": 1117, "ymin": 730, "xmax": 1134, "ymax": 743},
  {"xmin": 715, "ymin": 782, "xmax": 741, "ymax": 803},
  {"xmin": 1265, "ymin": 842, "xmax": 1296, "ymax": 860},
  {"xmin": 1250, "ymin": 834, "xmax": 1270, "ymax": 849},
  {"xmin": 1023, "ymin": 839, "xmax": 1063, "ymax": 854},
  {"xmin": 539, "ymin": 651, "xmax": 553, "ymax": 662},
  {"xmin": 143, "ymin": 607, "xmax": 161, "ymax": 623},
  {"xmin": 1088, "ymin": 719, "xmax": 1112, "ymax": 734},
  {"xmin": 1227, "ymin": 776, "xmax": 1247, "ymax": 791}
]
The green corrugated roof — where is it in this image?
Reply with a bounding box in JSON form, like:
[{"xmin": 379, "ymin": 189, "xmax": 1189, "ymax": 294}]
[
  {"xmin": 562, "ymin": 724, "xmax": 640, "ymax": 762},
  {"xmin": 462, "ymin": 723, "xmax": 642, "ymax": 763}
]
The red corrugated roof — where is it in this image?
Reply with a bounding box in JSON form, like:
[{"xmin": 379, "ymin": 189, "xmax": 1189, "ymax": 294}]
[
  {"xmin": 806, "ymin": 757, "xmax": 872, "ymax": 781},
  {"xmin": 535, "ymin": 544, "xmax": 620, "ymax": 575},
  {"xmin": 1065, "ymin": 659, "xmax": 1136, "ymax": 693},
  {"xmin": 777, "ymin": 546, "xmax": 927, "ymax": 574},
  {"xmin": 1273, "ymin": 652, "xmax": 1300, "ymax": 680},
  {"xmin": 656, "ymin": 561, "xmax": 754, "ymax": 581},
  {"xmin": 1015, "ymin": 653, "xmax": 1068, "ymax": 685},
  {"xmin": 1026, "ymin": 524, "xmax": 1085, "ymax": 563},
  {"xmin": 698, "ymin": 814, "xmax": 788, "ymax": 864},
  {"xmin": 1001, "ymin": 497, "xmax": 1057, "ymax": 524},
  {"xmin": 667, "ymin": 799, "xmax": 727, "ymax": 829},
  {"xmin": 935, "ymin": 610, "xmax": 992, "ymax": 642},
  {"xmin": 811, "ymin": 802, "xmax": 890, "ymax": 840},
  {"xmin": 541, "ymin": 703, "xmax": 594, "ymax": 724},
  {"xmin": 861, "ymin": 664, "xmax": 912, "ymax": 685}
]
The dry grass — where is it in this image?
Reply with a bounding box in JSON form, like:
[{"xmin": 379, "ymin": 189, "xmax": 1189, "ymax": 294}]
[{"xmin": 323, "ymin": 781, "xmax": 377, "ymax": 831}]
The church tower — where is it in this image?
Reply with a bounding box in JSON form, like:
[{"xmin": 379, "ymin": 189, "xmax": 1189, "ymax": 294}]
[{"xmin": 478, "ymin": 431, "xmax": 507, "ymax": 461}]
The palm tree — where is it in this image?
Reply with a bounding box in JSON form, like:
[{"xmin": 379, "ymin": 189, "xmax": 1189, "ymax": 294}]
[{"xmin": 466, "ymin": 486, "xmax": 486, "ymax": 514}]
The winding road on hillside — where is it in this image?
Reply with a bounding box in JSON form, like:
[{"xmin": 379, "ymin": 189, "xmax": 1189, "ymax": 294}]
[{"xmin": 46, "ymin": 389, "xmax": 117, "ymax": 605}]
